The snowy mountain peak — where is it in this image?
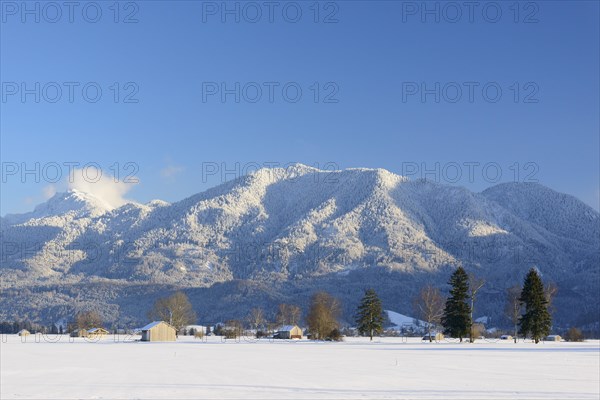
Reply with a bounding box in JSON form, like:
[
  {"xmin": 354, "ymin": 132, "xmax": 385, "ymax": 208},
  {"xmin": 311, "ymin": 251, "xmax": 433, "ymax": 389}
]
[
  {"xmin": 146, "ymin": 199, "xmax": 170, "ymax": 208},
  {"xmin": 3, "ymin": 189, "xmax": 116, "ymax": 225},
  {"xmin": 40, "ymin": 189, "xmax": 115, "ymax": 215}
]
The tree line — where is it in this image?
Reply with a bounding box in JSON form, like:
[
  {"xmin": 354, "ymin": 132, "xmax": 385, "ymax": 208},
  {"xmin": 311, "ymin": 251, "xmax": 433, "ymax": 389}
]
[
  {"xmin": 410, "ymin": 266, "xmax": 556, "ymax": 343},
  {"xmin": 141, "ymin": 266, "xmax": 560, "ymax": 343},
  {"xmin": 1, "ymin": 266, "xmax": 586, "ymax": 342}
]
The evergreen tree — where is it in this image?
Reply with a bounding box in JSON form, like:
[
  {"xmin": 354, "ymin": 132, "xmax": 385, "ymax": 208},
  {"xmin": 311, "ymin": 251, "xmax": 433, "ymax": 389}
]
[
  {"xmin": 441, "ymin": 266, "xmax": 471, "ymax": 342},
  {"xmin": 355, "ymin": 288, "xmax": 384, "ymax": 341},
  {"xmin": 518, "ymin": 268, "xmax": 552, "ymax": 344}
]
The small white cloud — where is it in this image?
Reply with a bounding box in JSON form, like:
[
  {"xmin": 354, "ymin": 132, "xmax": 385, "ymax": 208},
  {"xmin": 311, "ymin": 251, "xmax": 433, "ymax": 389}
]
[
  {"xmin": 160, "ymin": 165, "xmax": 184, "ymax": 178},
  {"xmin": 42, "ymin": 185, "xmax": 57, "ymax": 199},
  {"xmin": 68, "ymin": 167, "xmax": 137, "ymax": 209}
]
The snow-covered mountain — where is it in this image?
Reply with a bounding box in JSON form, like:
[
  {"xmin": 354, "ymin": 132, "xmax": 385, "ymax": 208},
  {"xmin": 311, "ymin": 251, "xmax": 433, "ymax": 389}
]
[
  {"xmin": 3, "ymin": 189, "xmax": 115, "ymax": 225},
  {"xmin": 1, "ymin": 165, "xmax": 598, "ymax": 327}
]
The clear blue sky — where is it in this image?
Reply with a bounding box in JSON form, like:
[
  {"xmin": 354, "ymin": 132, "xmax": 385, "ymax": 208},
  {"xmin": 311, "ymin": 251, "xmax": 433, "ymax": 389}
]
[{"xmin": 1, "ymin": 0, "xmax": 599, "ymax": 214}]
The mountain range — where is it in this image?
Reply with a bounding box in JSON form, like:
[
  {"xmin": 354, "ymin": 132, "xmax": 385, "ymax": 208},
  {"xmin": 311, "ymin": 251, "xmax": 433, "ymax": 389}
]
[{"xmin": 1, "ymin": 165, "xmax": 598, "ymax": 329}]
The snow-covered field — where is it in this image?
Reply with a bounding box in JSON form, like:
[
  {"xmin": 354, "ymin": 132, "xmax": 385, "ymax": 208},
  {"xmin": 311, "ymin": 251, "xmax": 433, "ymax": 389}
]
[{"xmin": 1, "ymin": 335, "xmax": 598, "ymax": 399}]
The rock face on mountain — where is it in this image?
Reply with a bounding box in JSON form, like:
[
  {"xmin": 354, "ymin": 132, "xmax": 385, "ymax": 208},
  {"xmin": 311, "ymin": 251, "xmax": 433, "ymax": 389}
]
[{"xmin": 1, "ymin": 165, "xmax": 598, "ymax": 328}]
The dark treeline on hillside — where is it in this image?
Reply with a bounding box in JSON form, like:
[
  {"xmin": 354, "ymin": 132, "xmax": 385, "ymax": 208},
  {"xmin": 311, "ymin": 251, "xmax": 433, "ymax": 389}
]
[{"xmin": 0, "ymin": 320, "xmax": 62, "ymax": 334}]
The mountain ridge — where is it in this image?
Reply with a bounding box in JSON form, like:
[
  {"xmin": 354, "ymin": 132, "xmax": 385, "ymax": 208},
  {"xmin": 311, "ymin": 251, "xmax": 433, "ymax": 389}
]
[{"xmin": 1, "ymin": 165, "xmax": 598, "ymax": 327}]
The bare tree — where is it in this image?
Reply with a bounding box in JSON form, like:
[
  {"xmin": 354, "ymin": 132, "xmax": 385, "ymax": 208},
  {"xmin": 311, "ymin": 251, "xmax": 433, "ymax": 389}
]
[
  {"xmin": 468, "ymin": 273, "xmax": 486, "ymax": 343},
  {"xmin": 246, "ymin": 307, "xmax": 265, "ymax": 336},
  {"xmin": 148, "ymin": 291, "xmax": 197, "ymax": 333},
  {"xmin": 306, "ymin": 291, "xmax": 341, "ymax": 340},
  {"xmin": 276, "ymin": 304, "xmax": 302, "ymax": 326},
  {"xmin": 266, "ymin": 320, "xmax": 279, "ymax": 336},
  {"xmin": 544, "ymin": 282, "xmax": 559, "ymax": 315},
  {"xmin": 223, "ymin": 319, "xmax": 243, "ymax": 339},
  {"xmin": 289, "ymin": 305, "xmax": 301, "ymax": 325},
  {"xmin": 75, "ymin": 311, "xmax": 103, "ymax": 330},
  {"xmin": 412, "ymin": 285, "xmax": 444, "ymax": 342},
  {"xmin": 504, "ymin": 285, "xmax": 521, "ymax": 343}
]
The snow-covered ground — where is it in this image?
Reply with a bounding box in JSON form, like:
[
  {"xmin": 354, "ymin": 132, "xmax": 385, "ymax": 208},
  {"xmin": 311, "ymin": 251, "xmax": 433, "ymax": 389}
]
[
  {"xmin": 1, "ymin": 335, "xmax": 598, "ymax": 399},
  {"xmin": 385, "ymin": 310, "xmax": 424, "ymax": 329}
]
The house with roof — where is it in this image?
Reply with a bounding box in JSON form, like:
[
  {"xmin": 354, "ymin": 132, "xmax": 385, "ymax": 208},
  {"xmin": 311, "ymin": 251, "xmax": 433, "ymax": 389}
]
[
  {"xmin": 87, "ymin": 327, "xmax": 109, "ymax": 338},
  {"xmin": 70, "ymin": 329, "xmax": 88, "ymax": 338},
  {"xmin": 545, "ymin": 334, "xmax": 562, "ymax": 342},
  {"xmin": 141, "ymin": 321, "xmax": 176, "ymax": 342},
  {"xmin": 274, "ymin": 325, "xmax": 303, "ymax": 339}
]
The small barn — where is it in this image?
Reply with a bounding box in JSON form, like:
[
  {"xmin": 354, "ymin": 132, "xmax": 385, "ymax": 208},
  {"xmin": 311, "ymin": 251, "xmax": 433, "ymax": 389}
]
[
  {"xmin": 141, "ymin": 321, "xmax": 176, "ymax": 342},
  {"xmin": 422, "ymin": 332, "xmax": 444, "ymax": 341},
  {"xmin": 17, "ymin": 329, "xmax": 30, "ymax": 336},
  {"xmin": 70, "ymin": 329, "xmax": 88, "ymax": 338},
  {"xmin": 275, "ymin": 325, "xmax": 303, "ymax": 339},
  {"xmin": 545, "ymin": 335, "xmax": 562, "ymax": 342},
  {"xmin": 87, "ymin": 328, "xmax": 109, "ymax": 337}
]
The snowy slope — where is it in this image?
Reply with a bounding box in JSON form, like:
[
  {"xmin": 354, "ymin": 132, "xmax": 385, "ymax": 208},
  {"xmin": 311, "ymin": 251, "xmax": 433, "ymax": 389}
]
[{"xmin": 385, "ymin": 310, "xmax": 425, "ymax": 329}]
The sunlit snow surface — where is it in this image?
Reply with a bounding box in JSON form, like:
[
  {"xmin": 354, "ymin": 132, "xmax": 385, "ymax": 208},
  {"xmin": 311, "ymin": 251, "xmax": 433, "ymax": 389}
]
[{"xmin": 2, "ymin": 335, "xmax": 598, "ymax": 399}]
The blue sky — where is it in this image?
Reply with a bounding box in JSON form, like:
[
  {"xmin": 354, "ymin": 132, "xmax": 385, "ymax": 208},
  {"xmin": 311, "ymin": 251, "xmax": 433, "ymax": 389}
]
[{"xmin": 1, "ymin": 0, "xmax": 599, "ymax": 214}]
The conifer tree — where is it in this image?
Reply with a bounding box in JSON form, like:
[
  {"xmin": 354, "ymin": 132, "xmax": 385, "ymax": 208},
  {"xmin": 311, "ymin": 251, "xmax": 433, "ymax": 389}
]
[
  {"xmin": 518, "ymin": 268, "xmax": 552, "ymax": 344},
  {"xmin": 355, "ymin": 288, "xmax": 384, "ymax": 341},
  {"xmin": 441, "ymin": 266, "xmax": 471, "ymax": 342}
]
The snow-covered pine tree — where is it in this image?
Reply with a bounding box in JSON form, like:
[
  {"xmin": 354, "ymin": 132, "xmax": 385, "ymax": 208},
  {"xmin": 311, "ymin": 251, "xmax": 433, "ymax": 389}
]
[
  {"xmin": 355, "ymin": 288, "xmax": 384, "ymax": 341},
  {"xmin": 441, "ymin": 266, "xmax": 471, "ymax": 342},
  {"xmin": 518, "ymin": 268, "xmax": 552, "ymax": 344}
]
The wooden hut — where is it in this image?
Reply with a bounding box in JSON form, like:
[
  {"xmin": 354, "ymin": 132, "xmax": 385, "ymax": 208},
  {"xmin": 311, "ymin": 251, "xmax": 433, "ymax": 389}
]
[
  {"xmin": 422, "ymin": 332, "xmax": 444, "ymax": 341},
  {"xmin": 70, "ymin": 329, "xmax": 88, "ymax": 338},
  {"xmin": 87, "ymin": 327, "xmax": 109, "ymax": 338},
  {"xmin": 545, "ymin": 335, "xmax": 562, "ymax": 342},
  {"xmin": 140, "ymin": 321, "xmax": 176, "ymax": 342},
  {"xmin": 275, "ymin": 325, "xmax": 303, "ymax": 339}
]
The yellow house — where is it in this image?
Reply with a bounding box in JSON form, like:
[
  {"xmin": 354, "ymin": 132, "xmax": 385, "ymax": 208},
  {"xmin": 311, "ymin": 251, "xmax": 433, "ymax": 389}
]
[
  {"xmin": 141, "ymin": 321, "xmax": 176, "ymax": 342},
  {"xmin": 275, "ymin": 325, "xmax": 303, "ymax": 339},
  {"xmin": 545, "ymin": 335, "xmax": 562, "ymax": 342},
  {"xmin": 422, "ymin": 332, "xmax": 444, "ymax": 341},
  {"xmin": 87, "ymin": 328, "xmax": 110, "ymax": 338}
]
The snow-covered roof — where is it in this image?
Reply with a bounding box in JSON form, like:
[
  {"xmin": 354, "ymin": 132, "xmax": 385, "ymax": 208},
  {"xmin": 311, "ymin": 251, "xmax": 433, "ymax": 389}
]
[
  {"xmin": 141, "ymin": 321, "xmax": 172, "ymax": 331},
  {"xmin": 87, "ymin": 328, "xmax": 108, "ymax": 333},
  {"xmin": 185, "ymin": 325, "xmax": 206, "ymax": 330},
  {"xmin": 277, "ymin": 325, "xmax": 299, "ymax": 332}
]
